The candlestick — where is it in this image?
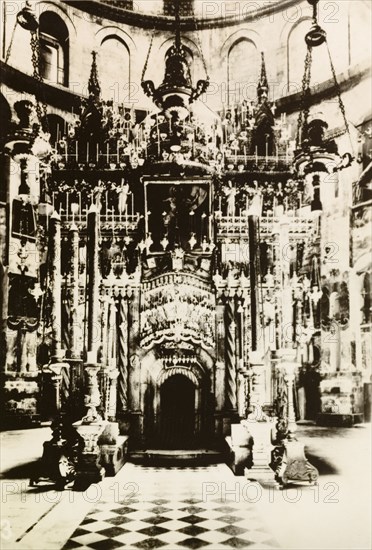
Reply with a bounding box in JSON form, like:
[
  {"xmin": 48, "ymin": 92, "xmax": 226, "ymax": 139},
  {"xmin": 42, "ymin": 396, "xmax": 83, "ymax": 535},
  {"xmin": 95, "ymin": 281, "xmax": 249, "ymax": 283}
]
[
  {"xmin": 86, "ymin": 142, "xmax": 89, "ymax": 163},
  {"xmin": 106, "ymin": 142, "xmax": 110, "ymax": 164},
  {"xmin": 75, "ymin": 141, "xmax": 78, "ymax": 162},
  {"xmin": 157, "ymin": 121, "xmax": 160, "ymax": 157},
  {"xmin": 243, "ymin": 145, "xmax": 247, "ymax": 164},
  {"xmin": 96, "ymin": 143, "xmax": 99, "ymax": 163},
  {"xmin": 255, "ymin": 147, "xmax": 258, "ymax": 164},
  {"xmin": 131, "ymin": 191, "xmax": 134, "ymax": 215}
]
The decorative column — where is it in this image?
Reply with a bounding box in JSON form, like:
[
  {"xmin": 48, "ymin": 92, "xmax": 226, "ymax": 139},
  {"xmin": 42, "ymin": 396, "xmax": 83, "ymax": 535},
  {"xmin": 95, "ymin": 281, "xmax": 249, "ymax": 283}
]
[
  {"xmin": 87, "ymin": 204, "xmax": 100, "ymax": 361},
  {"xmin": 108, "ymin": 369, "xmax": 119, "ymax": 421},
  {"xmin": 225, "ymin": 296, "xmax": 237, "ymax": 411},
  {"xmin": 279, "ymin": 211, "xmax": 292, "ymax": 347},
  {"xmin": 248, "ymin": 215, "xmax": 259, "ymax": 350},
  {"xmin": 118, "ymin": 294, "xmax": 129, "ymax": 412},
  {"xmin": 127, "ymin": 283, "xmax": 142, "ymax": 440},
  {"xmin": 49, "ymin": 211, "xmax": 63, "ymax": 360},
  {"xmin": 272, "ymin": 349, "xmax": 319, "ymax": 487},
  {"xmin": 69, "ymin": 221, "xmax": 81, "ymax": 358}
]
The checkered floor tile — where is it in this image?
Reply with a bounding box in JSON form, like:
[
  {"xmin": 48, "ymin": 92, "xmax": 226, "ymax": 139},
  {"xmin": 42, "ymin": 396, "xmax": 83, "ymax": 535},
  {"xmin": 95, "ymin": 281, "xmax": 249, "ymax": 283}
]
[{"xmin": 63, "ymin": 464, "xmax": 279, "ymax": 549}]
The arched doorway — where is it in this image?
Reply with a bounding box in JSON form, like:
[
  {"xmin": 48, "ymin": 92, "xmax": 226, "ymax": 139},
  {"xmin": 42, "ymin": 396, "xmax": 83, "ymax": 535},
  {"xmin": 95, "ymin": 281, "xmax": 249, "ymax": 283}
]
[{"xmin": 159, "ymin": 375, "xmax": 196, "ymax": 449}]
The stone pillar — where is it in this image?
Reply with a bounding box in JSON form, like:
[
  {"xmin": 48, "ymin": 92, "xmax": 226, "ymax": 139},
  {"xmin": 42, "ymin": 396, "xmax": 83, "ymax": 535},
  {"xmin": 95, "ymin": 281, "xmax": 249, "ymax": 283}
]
[
  {"xmin": 69, "ymin": 222, "xmax": 81, "ymax": 359},
  {"xmin": 49, "ymin": 212, "xmax": 62, "ymax": 360},
  {"xmin": 118, "ymin": 295, "xmax": 129, "ymax": 412},
  {"xmin": 108, "ymin": 369, "xmax": 119, "ymax": 421},
  {"xmin": 87, "ymin": 205, "xmax": 100, "ymax": 361},
  {"xmin": 248, "ymin": 215, "xmax": 259, "ymax": 350},
  {"xmin": 127, "ymin": 287, "xmax": 142, "ymax": 438},
  {"xmin": 280, "ymin": 349, "xmax": 298, "ymax": 436},
  {"xmin": 225, "ymin": 298, "xmax": 237, "ymax": 411},
  {"xmin": 82, "ymin": 363, "xmax": 102, "ymax": 424},
  {"xmin": 279, "ymin": 214, "xmax": 292, "ymax": 346},
  {"xmin": 248, "ymin": 351, "xmax": 266, "ymax": 415}
]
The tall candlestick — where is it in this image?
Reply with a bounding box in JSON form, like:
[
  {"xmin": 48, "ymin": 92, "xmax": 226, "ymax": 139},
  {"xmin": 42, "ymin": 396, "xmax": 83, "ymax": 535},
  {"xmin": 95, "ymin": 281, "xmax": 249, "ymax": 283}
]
[
  {"xmin": 96, "ymin": 143, "xmax": 99, "ymax": 163},
  {"xmin": 255, "ymin": 147, "xmax": 258, "ymax": 164},
  {"xmin": 75, "ymin": 141, "xmax": 78, "ymax": 162},
  {"xmin": 86, "ymin": 142, "xmax": 89, "ymax": 163},
  {"xmin": 157, "ymin": 122, "xmax": 160, "ymax": 157},
  {"xmin": 244, "ymin": 145, "xmax": 247, "ymax": 164}
]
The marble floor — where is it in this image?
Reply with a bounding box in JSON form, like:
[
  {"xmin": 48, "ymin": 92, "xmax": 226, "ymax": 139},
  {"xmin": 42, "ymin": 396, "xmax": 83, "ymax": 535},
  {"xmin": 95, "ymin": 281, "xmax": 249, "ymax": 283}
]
[{"xmin": 0, "ymin": 424, "xmax": 371, "ymax": 550}]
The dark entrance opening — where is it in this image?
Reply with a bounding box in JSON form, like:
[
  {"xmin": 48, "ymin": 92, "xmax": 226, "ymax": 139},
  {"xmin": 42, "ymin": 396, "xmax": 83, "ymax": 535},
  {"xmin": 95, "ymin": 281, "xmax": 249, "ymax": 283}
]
[{"xmin": 160, "ymin": 375, "xmax": 195, "ymax": 449}]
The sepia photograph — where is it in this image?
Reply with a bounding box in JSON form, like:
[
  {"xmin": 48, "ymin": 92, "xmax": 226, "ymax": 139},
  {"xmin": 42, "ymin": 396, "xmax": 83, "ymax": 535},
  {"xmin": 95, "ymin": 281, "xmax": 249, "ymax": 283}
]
[{"xmin": 0, "ymin": 0, "xmax": 371, "ymax": 548}]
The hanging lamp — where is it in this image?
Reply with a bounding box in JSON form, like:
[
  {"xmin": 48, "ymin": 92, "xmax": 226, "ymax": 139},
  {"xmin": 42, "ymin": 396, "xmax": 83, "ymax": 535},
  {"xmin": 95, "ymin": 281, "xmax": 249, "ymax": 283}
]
[
  {"xmin": 141, "ymin": 0, "xmax": 209, "ymax": 121},
  {"xmin": 294, "ymin": 0, "xmax": 354, "ymax": 179}
]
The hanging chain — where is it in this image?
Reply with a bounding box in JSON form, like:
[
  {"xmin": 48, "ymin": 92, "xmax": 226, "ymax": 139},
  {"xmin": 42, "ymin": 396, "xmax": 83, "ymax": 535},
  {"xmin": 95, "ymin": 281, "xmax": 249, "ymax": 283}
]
[
  {"xmin": 326, "ymin": 39, "xmax": 355, "ymax": 155},
  {"xmin": 296, "ymin": 46, "xmax": 312, "ymax": 148},
  {"xmin": 141, "ymin": 29, "xmax": 155, "ymax": 82},
  {"xmin": 5, "ymin": 19, "xmax": 18, "ymax": 64},
  {"xmin": 30, "ymin": 29, "xmax": 49, "ymax": 134},
  {"xmin": 193, "ymin": 10, "xmax": 209, "ymax": 79}
]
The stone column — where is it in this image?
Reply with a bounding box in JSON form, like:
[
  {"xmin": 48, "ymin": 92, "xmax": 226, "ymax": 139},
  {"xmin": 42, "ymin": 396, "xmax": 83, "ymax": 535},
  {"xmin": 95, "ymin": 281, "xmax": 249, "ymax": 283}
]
[
  {"xmin": 279, "ymin": 214, "xmax": 292, "ymax": 346},
  {"xmin": 280, "ymin": 350, "xmax": 298, "ymax": 436},
  {"xmin": 118, "ymin": 295, "xmax": 129, "ymax": 412},
  {"xmin": 82, "ymin": 364, "xmax": 102, "ymax": 424},
  {"xmin": 87, "ymin": 205, "xmax": 100, "ymax": 361},
  {"xmin": 49, "ymin": 211, "xmax": 62, "ymax": 360},
  {"xmin": 127, "ymin": 286, "xmax": 142, "ymax": 439},
  {"xmin": 248, "ymin": 215, "xmax": 259, "ymax": 350},
  {"xmin": 225, "ymin": 298, "xmax": 237, "ymax": 411},
  {"xmin": 69, "ymin": 222, "xmax": 81, "ymax": 358},
  {"xmin": 128, "ymin": 288, "xmax": 141, "ymax": 411},
  {"xmin": 108, "ymin": 369, "xmax": 119, "ymax": 421}
]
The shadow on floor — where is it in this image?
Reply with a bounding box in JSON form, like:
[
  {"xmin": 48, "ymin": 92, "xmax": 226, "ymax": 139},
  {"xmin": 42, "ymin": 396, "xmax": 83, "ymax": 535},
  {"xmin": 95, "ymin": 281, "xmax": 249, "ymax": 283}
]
[
  {"xmin": 305, "ymin": 452, "xmax": 339, "ymax": 475},
  {"xmin": 1, "ymin": 460, "xmax": 39, "ymax": 480}
]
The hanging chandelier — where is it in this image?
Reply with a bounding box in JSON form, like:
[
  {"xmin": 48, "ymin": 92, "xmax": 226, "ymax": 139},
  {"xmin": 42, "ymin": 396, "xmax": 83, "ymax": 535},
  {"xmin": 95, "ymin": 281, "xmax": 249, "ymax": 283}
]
[
  {"xmin": 294, "ymin": 0, "xmax": 354, "ymax": 180},
  {"xmin": 141, "ymin": 0, "xmax": 209, "ymax": 121},
  {"xmin": 5, "ymin": 1, "xmax": 52, "ymax": 161}
]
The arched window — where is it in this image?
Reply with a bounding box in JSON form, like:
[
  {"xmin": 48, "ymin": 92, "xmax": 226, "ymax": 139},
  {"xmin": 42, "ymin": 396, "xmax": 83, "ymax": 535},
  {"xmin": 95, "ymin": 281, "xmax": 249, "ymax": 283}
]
[
  {"xmin": 39, "ymin": 12, "xmax": 69, "ymax": 86},
  {"xmin": 228, "ymin": 39, "xmax": 258, "ymax": 105},
  {"xmin": 98, "ymin": 37, "xmax": 130, "ymax": 102}
]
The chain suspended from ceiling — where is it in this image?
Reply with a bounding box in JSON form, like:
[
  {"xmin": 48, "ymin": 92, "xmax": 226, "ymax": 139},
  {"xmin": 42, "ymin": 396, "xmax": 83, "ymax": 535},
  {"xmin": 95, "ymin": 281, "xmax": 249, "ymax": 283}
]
[
  {"xmin": 5, "ymin": 0, "xmax": 49, "ymax": 134},
  {"xmin": 296, "ymin": 0, "xmax": 355, "ymax": 157}
]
